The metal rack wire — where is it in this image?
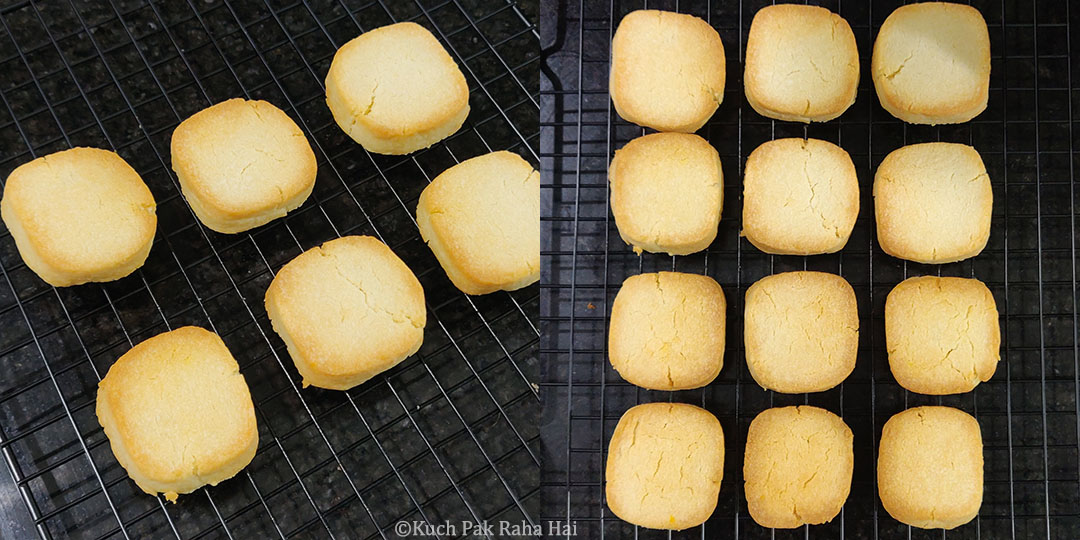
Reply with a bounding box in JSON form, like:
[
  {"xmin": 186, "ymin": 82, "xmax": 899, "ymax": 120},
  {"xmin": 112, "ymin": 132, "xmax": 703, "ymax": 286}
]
[
  {"xmin": 0, "ymin": 0, "xmax": 539, "ymax": 538},
  {"xmin": 540, "ymin": 0, "xmax": 1080, "ymax": 538}
]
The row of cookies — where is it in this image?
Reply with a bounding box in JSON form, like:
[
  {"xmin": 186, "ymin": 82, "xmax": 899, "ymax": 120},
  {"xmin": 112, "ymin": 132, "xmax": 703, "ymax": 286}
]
[
  {"xmin": 611, "ymin": 271, "xmax": 999, "ymax": 396},
  {"xmin": 606, "ymin": 402, "xmax": 984, "ymax": 531},
  {"xmin": 612, "ymin": 132, "xmax": 993, "ymax": 264},
  {"xmin": 1, "ymin": 22, "xmax": 539, "ymax": 501},
  {"xmin": 611, "ymin": 2, "xmax": 990, "ymax": 130}
]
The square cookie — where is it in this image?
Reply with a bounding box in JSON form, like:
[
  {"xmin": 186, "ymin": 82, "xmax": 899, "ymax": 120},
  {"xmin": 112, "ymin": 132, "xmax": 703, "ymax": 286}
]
[
  {"xmin": 744, "ymin": 406, "xmax": 853, "ymax": 528},
  {"xmin": 416, "ymin": 151, "xmax": 539, "ymax": 295},
  {"xmin": 1, "ymin": 147, "xmax": 156, "ymax": 287},
  {"xmin": 745, "ymin": 5, "xmax": 859, "ymax": 122},
  {"xmin": 265, "ymin": 236, "xmax": 426, "ymax": 390},
  {"xmin": 878, "ymin": 406, "xmax": 983, "ymax": 529},
  {"xmin": 606, "ymin": 403, "xmax": 724, "ymax": 530},
  {"xmin": 610, "ymin": 133, "xmax": 723, "ymax": 255},
  {"xmin": 610, "ymin": 10, "xmax": 726, "ymax": 132},
  {"xmin": 171, "ymin": 98, "xmax": 317, "ymax": 234},
  {"xmin": 874, "ymin": 142, "xmax": 992, "ymax": 263},
  {"xmin": 326, "ymin": 22, "xmax": 469, "ymax": 154},
  {"xmin": 872, "ymin": 3, "xmax": 990, "ymax": 124},
  {"xmin": 97, "ymin": 327, "xmax": 258, "ymax": 501},
  {"xmin": 743, "ymin": 138, "xmax": 859, "ymax": 255},
  {"xmin": 744, "ymin": 271, "xmax": 858, "ymax": 393},
  {"xmin": 885, "ymin": 276, "xmax": 1000, "ymax": 395},
  {"xmin": 608, "ymin": 272, "xmax": 726, "ymax": 391}
]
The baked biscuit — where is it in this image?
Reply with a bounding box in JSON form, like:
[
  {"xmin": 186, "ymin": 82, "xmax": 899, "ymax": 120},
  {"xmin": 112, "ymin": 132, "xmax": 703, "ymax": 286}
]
[
  {"xmin": 743, "ymin": 138, "xmax": 859, "ymax": 255},
  {"xmin": 610, "ymin": 10, "xmax": 726, "ymax": 132},
  {"xmin": 885, "ymin": 276, "xmax": 999, "ymax": 395},
  {"xmin": 744, "ymin": 272, "xmax": 858, "ymax": 393},
  {"xmin": 608, "ymin": 272, "xmax": 726, "ymax": 391},
  {"xmin": 874, "ymin": 142, "xmax": 992, "ymax": 263},
  {"xmin": 744, "ymin": 406, "xmax": 853, "ymax": 528},
  {"xmin": 265, "ymin": 236, "xmax": 426, "ymax": 390},
  {"xmin": 416, "ymin": 151, "xmax": 539, "ymax": 295},
  {"xmin": 0, "ymin": 147, "xmax": 156, "ymax": 287},
  {"xmin": 97, "ymin": 327, "xmax": 257, "ymax": 502},
  {"xmin": 872, "ymin": 3, "xmax": 991, "ymax": 124},
  {"xmin": 609, "ymin": 132, "xmax": 723, "ymax": 255},
  {"xmin": 606, "ymin": 403, "xmax": 724, "ymax": 530},
  {"xmin": 326, "ymin": 22, "xmax": 469, "ymax": 155},
  {"xmin": 745, "ymin": 5, "xmax": 859, "ymax": 122},
  {"xmin": 878, "ymin": 406, "xmax": 983, "ymax": 529},
  {"xmin": 171, "ymin": 98, "xmax": 317, "ymax": 234}
]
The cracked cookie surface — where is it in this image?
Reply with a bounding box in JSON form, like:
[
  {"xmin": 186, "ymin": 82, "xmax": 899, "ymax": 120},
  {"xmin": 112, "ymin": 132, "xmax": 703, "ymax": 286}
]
[
  {"xmin": 1, "ymin": 147, "xmax": 157, "ymax": 286},
  {"xmin": 171, "ymin": 98, "xmax": 317, "ymax": 234},
  {"xmin": 416, "ymin": 151, "xmax": 539, "ymax": 295},
  {"xmin": 744, "ymin": 4, "xmax": 859, "ymax": 123},
  {"xmin": 871, "ymin": 3, "xmax": 990, "ymax": 124},
  {"xmin": 873, "ymin": 142, "xmax": 992, "ymax": 264},
  {"xmin": 609, "ymin": 132, "xmax": 723, "ymax": 256},
  {"xmin": 606, "ymin": 403, "xmax": 724, "ymax": 530},
  {"xmin": 265, "ymin": 236, "xmax": 426, "ymax": 390},
  {"xmin": 742, "ymin": 138, "xmax": 859, "ymax": 255},
  {"xmin": 96, "ymin": 326, "xmax": 258, "ymax": 502},
  {"xmin": 885, "ymin": 276, "xmax": 1000, "ymax": 395},
  {"xmin": 610, "ymin": 10, "xmax": 726, "ymax": 132},
  {"xmin": 878, "ymin": 406, "xmax": 984, "ymax": 529},
  {"xmin": 608, "ymin": 272, "xmax": 726, "ymax": 391},
  {"xmin": 744, "ymin": 271, "xmax": 858, "ymax": 393},
  {"xmin": 743, "ymin": 406, "xmax": 853, "ymax": 528}
]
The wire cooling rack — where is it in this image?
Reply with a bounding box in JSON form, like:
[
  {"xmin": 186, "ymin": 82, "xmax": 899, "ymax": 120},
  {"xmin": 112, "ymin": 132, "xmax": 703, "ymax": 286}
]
[
  {"xmin": 0, "ymin": 1, "xmax": 539, "ymax": 538},
  {"xmin": 540, "ymin": 0, "xmax": 1080, "ymax": 538}
]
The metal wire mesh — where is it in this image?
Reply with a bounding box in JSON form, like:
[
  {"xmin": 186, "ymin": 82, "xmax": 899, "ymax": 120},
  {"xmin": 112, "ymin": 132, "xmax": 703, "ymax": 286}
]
[
  {"xmin": 540, "ymin": 0, "xmax": 1080, "ymax": 538},
  {"xmin": 0, "ymin": 0, "xmax": 539, "ymax": 538}
]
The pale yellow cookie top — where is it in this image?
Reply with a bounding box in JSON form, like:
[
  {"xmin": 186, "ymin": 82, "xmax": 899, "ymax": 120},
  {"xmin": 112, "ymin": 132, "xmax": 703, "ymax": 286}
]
[
  {"xmin": 610, "ymin": 10, "xmax": 726, "ymax": 132},
  {"xmin": 416, "ymin": 151, "xmax": 539, "ymax": 293},
  {"xmin": 0, "ymin": 147, "xmax": 156, "ymax": 278},
  {"xmin": 171, "ymin": 98, "xmax": 316, "ymax": 218},
  {"xmin": 608, "ymin": 272, "xmax": 726, "ymax": 391},
  {"xmin": 609, "ymin": 132, "xmax": 723, "ymax": 255},
  {"xmin": 885, "ymin": 276, "xmax": 999, "ymax": 395},
  {"xmin": 606, "ymin": 402, "xmax": 724, "ymax": 530},
  {"xmin": 878, "ymin": 406, "xmax": 983, "ymax": 529},
  {"xmin": 871, "ymin": 2, "xmax": 990, "ymax": 124},
  {"xmin": 745, "ymin": 4, "xmax": 859, "ymax": 122},
  {"xmin": 743, "ymin": 138, "xmax": 859, "ymax": 255},
  {"xmin": 744, "ymin": 271, "xmax": 858, "ymax": 393},
  {"xmin": 874, "ymin": 142, "xmax": 992, "ymax": 264},
  {"xmin": 264, "ymin": 236, "xmax": 426, "ymax": 379},
  {"xmin": 326, "ymin": 22, "xmax": 469, "ymax": 139},
  {"xmin": 744, "ymin": 406, "xmax": 853, "ymax": 528},
  {"xmin": 97, "ymin": 326, "xmax": 257, "ymax": 487}
]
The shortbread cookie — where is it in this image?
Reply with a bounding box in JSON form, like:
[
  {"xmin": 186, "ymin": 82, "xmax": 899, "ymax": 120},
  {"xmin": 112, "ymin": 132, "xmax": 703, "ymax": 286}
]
[
  {"xmin": 326, "ymin": 22, "xmax": 469, "ymax": 154},
  {"xmin": 171, "ymin": 98, "xmax": 317, "ymax": 234},
  {"xmin": 416, "ymin": 151, "xmax": 539, "ymax": 295},
  {"xmin": 885, "ymin": 276, "xmax": 999, "ymax": 395},
  {"xmin": 97, "ymin": 326, "xmax": 257, "ymax": 502},
  {"xmin": 1, "ymin": 147, "xmax": 156, "ymax": 287},
  {"xmin": 872, "ymin": 3, "xmax": 990, "ymax": 124},
  {"xmin": 745, "ymin": 5, "xmax": 859, "ymax": 122},
  {"xmin": 606, "ymin": 403, "xmax": 724, "ymax": 530},
  {"xmin": 743, "ymin": 138, "xmax": 859, "ymax": 255},
  {"xmin": 874, "ymin": 142, "xmax": 992, "ymax": 263},
  {"xmin": 878, "ymin": 406, "xmax": 983, "ymax": 529},
  {"xmin": 608, "ymin": 272, "xmax": 726, "ymax": 391},
  {"xmin": 265, "ymin": 236, "xmax": 426, "ymax": 390},
  {"xmin": 744, "ymin": 406, "xmax": 853, "ymax": 528},
  {"xmin": 744, "ymin": 271, "xmax": 858, "ymax": 393},
  {"xmin": 610, "ymin": 10, "xmax": 726, "ymax": 132},
  {"xmin": 609, "ymin": 132, "xmax": 723, "ymax": 255}
]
